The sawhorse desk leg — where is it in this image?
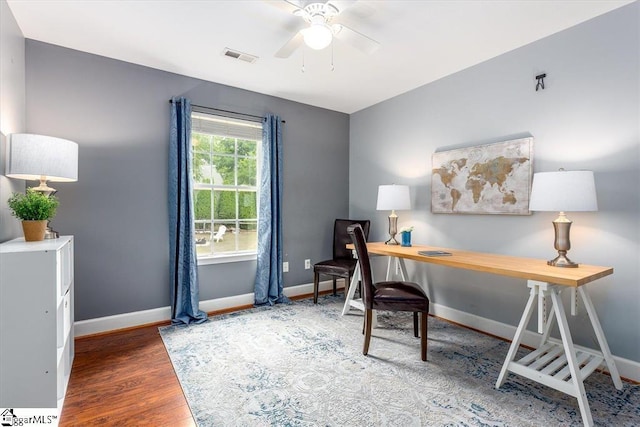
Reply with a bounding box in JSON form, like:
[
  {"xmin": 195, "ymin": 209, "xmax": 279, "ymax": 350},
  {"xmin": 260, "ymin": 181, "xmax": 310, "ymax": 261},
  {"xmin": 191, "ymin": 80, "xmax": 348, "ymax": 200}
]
[
  {"xmin": 341, "ymin": 262, "xmax": 379, "ymax": 328},
  {"xmin": 496, "ymin": 281, "xmax": 622, "ymax": 427},
  {"xmin": 342, "ymin": 255, "xmax": 409, "ymax": 328},
  {"xmin": 386, "ymin": 256, "xmax": 408, "ymax": 281},
  {"xmin": 342, "ymin": 263, "xmax": 363, "ymax": 315}
]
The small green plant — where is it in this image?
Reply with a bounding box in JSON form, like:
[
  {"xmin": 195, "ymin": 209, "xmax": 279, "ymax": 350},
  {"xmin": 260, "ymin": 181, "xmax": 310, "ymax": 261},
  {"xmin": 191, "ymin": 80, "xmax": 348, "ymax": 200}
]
[{"xmin": 7, "ymin": 189, "xmax": 59, "ymax": 221}]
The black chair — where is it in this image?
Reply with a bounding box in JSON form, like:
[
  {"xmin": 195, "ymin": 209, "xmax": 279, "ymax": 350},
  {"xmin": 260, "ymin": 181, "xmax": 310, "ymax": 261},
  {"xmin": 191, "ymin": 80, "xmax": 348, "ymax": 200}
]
[
  {"xmin": 347, "ymin": 223, "xmax": 430, "ymax": 361},
  {"xmin": 313, "ymin": 219, "xmax": 370, "ymax": 304}
]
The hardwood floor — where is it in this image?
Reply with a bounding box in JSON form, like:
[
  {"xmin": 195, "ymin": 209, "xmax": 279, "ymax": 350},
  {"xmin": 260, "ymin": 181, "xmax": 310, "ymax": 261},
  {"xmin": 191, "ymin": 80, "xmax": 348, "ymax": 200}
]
[{"xmin": 60, "ymin": 323, "xmax": 194, "ymax": 426}]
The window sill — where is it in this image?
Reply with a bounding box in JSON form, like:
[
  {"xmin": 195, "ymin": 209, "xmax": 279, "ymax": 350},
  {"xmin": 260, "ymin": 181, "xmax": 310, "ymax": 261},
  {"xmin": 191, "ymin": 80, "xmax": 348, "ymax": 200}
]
[{"xmin": 197, "ymin": 253, "xmax": 257, "ymax": 265}]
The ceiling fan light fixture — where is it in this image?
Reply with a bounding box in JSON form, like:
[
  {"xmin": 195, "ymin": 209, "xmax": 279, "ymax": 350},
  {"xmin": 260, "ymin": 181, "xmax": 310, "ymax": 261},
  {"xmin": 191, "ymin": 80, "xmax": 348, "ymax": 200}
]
[{"xmin": 302, "ymin": 22, "xmax": 333, "ymax": 50}]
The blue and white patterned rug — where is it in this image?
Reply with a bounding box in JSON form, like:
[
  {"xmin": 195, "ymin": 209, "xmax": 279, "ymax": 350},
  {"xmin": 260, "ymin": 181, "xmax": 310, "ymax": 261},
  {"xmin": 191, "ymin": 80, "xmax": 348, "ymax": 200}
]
[{"xmin": 159, "ymin": 295, "xmax": 638, "ymax": 426}]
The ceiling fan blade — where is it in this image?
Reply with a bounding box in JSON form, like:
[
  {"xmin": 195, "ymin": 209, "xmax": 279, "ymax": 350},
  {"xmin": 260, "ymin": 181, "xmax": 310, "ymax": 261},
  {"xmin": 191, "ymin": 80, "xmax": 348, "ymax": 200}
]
[
  {"xmin": 326, "ymin": 0, "xmax": 357, "ymax": 14},
  {"xmin": 283, "ymin": 0, "xmax": 305, "ymax": 8},
  {"xmin": 262, "ymin": 0, "xmax": 305, "ymax": 14},
  {"xmin": 332, "ymin": 23, "xmax": 379, "ymax": 55},
  {"xmin": 263, "ymin": 1, "xmax": 310, "ymax": 27},
  {"xmin": 275, "ymin": 31, "xmax": 304, "ymax": 58}
]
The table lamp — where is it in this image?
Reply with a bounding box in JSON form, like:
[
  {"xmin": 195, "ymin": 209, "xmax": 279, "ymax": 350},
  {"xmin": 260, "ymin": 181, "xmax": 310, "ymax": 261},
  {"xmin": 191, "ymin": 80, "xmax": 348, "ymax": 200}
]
[
  {"xmin": 529, "ymin": 169, "xmax": 597, "ymax": 268},
  {"xmin": 6, "ymin": 133, "xmax": 78, "ymax": 238},
  {"xmin": 376, "ymin": 184, "xmax": 410, "ymax": 245}
]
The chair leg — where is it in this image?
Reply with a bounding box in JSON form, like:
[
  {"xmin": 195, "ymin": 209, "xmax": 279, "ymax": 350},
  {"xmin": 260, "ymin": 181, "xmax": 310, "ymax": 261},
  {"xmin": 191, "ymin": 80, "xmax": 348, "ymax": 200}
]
[
  {"xmin": 413, "ymin": 312, "xmax": 419, "ymax": 337},
  {"xmin": 420, "ymin": 312, "xmax": 428, "ymax": 361},
  {"xmin": 332, "ymin": 277, "xmax": 337, "ymax": 296},
  {"xmin": 363, "ymin": 309, "xmax": 373, "ymax": 356},
  {"xmin": 313, "ymin": 272, "xmax": 319, "ymax": 304}
]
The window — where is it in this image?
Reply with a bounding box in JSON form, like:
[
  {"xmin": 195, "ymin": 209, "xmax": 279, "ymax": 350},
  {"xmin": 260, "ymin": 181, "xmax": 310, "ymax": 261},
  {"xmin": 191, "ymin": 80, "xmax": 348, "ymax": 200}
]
[{"xmin": 191, "ymin": 110, "xmax": 261, "ymax": 261}]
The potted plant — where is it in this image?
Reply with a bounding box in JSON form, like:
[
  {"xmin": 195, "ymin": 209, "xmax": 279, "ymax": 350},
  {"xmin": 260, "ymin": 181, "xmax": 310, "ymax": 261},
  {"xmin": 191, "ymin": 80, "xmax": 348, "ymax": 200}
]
[{"xmin": 7, "ymin": 189, "xmax": 59, "ymax": 241}]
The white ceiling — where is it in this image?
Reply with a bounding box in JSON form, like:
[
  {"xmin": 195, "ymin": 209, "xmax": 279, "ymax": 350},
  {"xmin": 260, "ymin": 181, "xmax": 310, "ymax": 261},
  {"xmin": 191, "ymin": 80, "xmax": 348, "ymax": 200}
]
[{"xmin": 7, "ymin": 0, "xmax": 634, "ymax": 114}]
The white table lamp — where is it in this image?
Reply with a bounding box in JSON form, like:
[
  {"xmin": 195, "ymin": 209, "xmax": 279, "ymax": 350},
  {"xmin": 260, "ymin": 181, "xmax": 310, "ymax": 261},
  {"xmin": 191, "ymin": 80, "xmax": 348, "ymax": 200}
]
[
  {"xmin": 376, "ymin": 184, "xmax": 410, "ymax": 245},
  {"xmin": 6, "ymin": 133, "xmax": 79, "ymax": 238},
  {"xmin": 6, "ymin": 133, "xmax": 78, "ymax": 194},
  {"xmin": 529, "ymin": 169, "xmax": 597, "ymax": 267}
]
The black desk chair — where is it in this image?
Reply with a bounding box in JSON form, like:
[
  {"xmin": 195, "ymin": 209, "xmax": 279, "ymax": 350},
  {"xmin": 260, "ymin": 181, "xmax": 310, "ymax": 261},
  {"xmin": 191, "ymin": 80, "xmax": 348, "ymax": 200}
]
[
  {"xmin": 313, "ymin": 219, "xmax": 370, "ymax": 304},
  {"xmin": 348, "ymin": 223, "xmax": 430, "ymax": 361}
]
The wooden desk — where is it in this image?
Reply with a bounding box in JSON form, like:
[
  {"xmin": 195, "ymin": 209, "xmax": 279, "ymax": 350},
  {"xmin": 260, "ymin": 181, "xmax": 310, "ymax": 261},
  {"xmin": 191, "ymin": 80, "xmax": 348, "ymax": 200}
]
[{"xmin": 343, "ymin": 242, "xmax": 622, "ymax": 427}]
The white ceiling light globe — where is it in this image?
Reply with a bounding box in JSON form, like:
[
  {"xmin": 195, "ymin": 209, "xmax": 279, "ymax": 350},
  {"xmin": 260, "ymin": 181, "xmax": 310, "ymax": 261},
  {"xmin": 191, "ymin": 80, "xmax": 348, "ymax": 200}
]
[{"xmin": 303, "ymin": 22, "xmax": 333, "ymax": 50}]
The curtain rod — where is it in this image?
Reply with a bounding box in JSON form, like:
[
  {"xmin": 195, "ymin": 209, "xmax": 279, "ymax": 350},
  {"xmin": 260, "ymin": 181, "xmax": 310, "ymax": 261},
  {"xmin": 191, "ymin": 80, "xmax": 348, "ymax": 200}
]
[{"xmin": 168, "ymin": 100, "xmax": 285, "ymax": 123}]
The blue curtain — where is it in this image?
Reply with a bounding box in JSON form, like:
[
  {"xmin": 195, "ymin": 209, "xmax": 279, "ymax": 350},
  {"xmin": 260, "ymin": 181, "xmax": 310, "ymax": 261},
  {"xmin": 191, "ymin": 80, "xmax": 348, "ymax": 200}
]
[
  {"xmin": 169, "ymin": 97, "xmax": 207, "ymax": 325},
  {"xmin": 254, "ymin": 115, "xmax": 289, "ymax": 306}
]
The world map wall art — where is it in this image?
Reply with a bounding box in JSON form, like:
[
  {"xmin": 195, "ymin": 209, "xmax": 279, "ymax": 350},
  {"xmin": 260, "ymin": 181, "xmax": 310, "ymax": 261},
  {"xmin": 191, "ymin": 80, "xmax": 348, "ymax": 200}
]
[{"xmin": 431, "ymin": 137, "xmax": 533, "ymax": 215}]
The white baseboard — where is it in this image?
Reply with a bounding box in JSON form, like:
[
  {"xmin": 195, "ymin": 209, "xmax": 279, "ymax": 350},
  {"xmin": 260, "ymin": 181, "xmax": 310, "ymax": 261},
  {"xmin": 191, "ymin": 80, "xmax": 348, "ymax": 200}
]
[
  {"xmin": 74, "ymin": 279, "xmax": 337, "ymax": 337},
  {"xmin": 75, "ymin": 281, "xmax": 639, "ymax": 383}
]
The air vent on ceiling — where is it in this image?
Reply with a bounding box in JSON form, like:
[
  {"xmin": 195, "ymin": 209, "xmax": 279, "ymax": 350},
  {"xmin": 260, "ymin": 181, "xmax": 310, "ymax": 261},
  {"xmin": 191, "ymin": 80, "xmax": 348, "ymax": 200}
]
[{"xmin": 222, "ymin": 48, "xmax": 258, "ymax": 64}]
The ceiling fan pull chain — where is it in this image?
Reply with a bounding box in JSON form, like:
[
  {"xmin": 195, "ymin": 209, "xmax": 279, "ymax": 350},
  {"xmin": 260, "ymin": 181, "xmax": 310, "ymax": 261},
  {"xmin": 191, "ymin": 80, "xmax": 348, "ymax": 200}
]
[
  {"xmin": 331, "ymin": 40, "xmax": 335, "ymax": 72},
  {"xmin": 301, "ymin": 49, "xmax": 306, "ymax": 73}
]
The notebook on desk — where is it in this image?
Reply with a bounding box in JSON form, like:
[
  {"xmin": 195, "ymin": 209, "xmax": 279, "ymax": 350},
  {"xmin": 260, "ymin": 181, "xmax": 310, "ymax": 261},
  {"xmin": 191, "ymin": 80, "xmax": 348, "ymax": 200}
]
[{"xmin": 418, "ymin": 250, "xmax": 452, "ymax": 257}]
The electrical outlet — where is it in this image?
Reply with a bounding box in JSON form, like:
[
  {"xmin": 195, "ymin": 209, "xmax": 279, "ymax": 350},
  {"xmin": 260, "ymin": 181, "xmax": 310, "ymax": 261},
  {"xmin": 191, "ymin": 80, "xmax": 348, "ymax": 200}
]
[
  {"xmin": 304, "ymin": 259, "xmax": 311, "ymax": 269},
  {"xmin": 283, "ymin": 262, "xmax": 289, "ymax": 273}
]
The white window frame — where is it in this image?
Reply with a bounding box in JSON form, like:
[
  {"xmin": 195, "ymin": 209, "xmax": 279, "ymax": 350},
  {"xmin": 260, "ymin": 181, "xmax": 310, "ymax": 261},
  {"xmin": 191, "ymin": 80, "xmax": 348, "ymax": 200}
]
[{"xmin": 191, "ymin": 110, "xmax": 261, "ymax": 263}]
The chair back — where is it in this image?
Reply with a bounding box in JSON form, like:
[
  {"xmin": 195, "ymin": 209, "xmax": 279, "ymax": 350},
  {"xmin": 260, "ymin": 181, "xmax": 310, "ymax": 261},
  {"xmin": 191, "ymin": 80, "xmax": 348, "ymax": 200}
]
[
  {"xmin": 213, "ymin": 225, "xmax": 227, "ymax": 241},
  {"xmin": 347, "ymin": 223, "xmax": 374, "ymax": 309},
  {"xmin": 334, "ymin": 219, "xmax": 370, "ymax": 260}
]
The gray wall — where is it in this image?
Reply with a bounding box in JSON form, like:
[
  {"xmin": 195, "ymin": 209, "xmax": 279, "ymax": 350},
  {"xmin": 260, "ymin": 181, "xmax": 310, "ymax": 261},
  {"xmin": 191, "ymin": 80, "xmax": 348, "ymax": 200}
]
[
  {"xmin": 350, "ymin": 3, "xmax": 639, "ymax": 362},
  {"xmin": 0, "ymin": 0, "xmax": 26, "ymax": 242},
  {"xmin": 24, "ymin": 41, "xmax": 349, "ymax": 321}
]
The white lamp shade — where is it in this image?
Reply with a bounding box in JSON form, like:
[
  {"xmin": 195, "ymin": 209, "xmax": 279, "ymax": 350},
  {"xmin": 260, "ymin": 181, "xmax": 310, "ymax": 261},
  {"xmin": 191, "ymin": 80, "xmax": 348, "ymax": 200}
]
[
  {"xmin": 529, "ymin": 170, "xmax": 597, "ymax": 212},
  {"xmin": 376, "ymin": 184, "xmax": 411, "ymax": 211},
  {"xmin": 6, "ymin": 133, "xmax": 78, "ymax": 182},
  {"xmin": 302, "ymin": 22, "xmax": 333, "ymax": 50}
]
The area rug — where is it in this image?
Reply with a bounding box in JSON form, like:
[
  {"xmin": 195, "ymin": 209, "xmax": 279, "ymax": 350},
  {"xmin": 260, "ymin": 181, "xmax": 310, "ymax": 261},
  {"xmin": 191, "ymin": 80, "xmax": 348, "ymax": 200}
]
[{"xmin": 159, "ymin": 295, "xmax": 638, "ymax": 426}]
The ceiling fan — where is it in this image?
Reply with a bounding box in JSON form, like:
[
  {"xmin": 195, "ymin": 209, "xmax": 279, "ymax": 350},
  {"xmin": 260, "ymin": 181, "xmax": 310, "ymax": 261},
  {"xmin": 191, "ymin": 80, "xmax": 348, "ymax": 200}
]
[{"xmin": 273, "ymin": 0, "xmax": 380, "ymax": 58}]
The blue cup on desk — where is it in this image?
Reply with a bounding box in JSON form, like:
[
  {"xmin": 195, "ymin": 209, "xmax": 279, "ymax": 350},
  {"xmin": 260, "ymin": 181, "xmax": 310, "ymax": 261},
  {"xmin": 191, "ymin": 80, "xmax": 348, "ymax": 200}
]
[{"xmin": 401, "ymin": 231, "xmax": 412, "ymax": 247}]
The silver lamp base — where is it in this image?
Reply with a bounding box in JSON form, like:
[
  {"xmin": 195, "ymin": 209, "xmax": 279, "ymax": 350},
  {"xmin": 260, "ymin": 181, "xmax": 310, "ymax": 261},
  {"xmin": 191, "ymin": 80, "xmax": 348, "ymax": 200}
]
[
  {"xmin": 547, "ymin": 252, "xmax": 578, "ymax": 268},
  {"xmin": 44, "ymin": 228, "xmax": 59, "ymax": 239},
  {"xmin": 548, "ymin": 213, "xmax": 579, "ymax": 268},
  {"xmin": 385, "ymin": 211, "xmax": 399, "ymax": 245},
  {"xmin": 44, "ymin": 220, "xmax": 59, "ymax": 239},
  {"xmin": 385, "ymin": 236, "xmax": 400, "ymax": 245},
  {"xmin": 33, "ymin": 185, "xmax": 60, "ymax": 239}
]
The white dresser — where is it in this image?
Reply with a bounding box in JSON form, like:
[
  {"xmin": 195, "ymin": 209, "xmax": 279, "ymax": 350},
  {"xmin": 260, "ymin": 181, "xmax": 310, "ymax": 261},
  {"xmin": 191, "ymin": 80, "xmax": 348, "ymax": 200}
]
[{"xmin": 0, "ymin": 236, "xmax": 74, "ymax": 411}]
